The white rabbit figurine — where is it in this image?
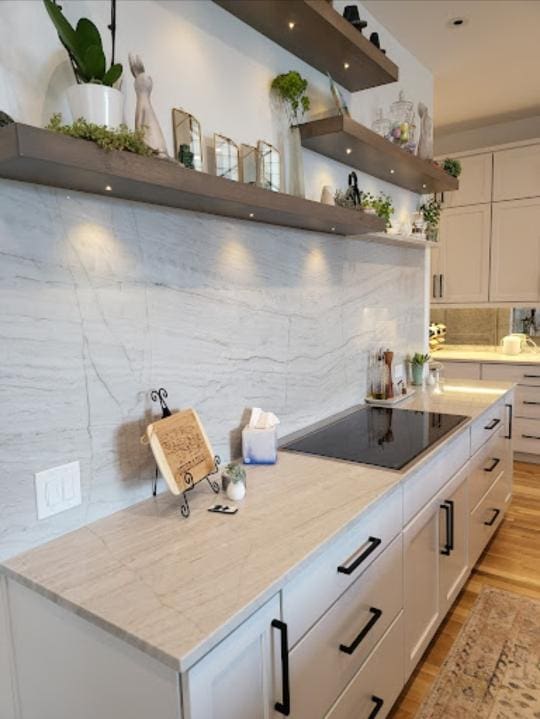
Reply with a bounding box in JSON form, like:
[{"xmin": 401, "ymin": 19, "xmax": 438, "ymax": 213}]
[
  {"xmin": 129, "ymin": 53, "xmax": 169, "ymax": 157},
  {"xmin": 417, "ymin": 102, "xmax": 433, "ymax": 160}
]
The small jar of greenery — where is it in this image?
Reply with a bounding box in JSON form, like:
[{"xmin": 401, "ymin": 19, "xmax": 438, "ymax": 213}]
[
  {"xmin": 410, "ymin": 352, "xmax": 430, "ymax": 386},
  {"xmin": 420, "ymin": 198, "xmax": 441, "ymax": 242}
]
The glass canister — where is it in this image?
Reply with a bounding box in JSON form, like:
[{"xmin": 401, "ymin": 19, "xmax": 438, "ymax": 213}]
[
  {"xmin": 389, "ymin": 90, "xmax": 413, "ymax": 145},
  {"xmin": 372, "ymin": 108, "xmax": 391, "ymax": 138}
]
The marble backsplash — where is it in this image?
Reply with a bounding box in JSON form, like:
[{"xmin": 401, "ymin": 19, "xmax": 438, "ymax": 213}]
[{"xmin": 0, "ymin": 179, "xmax": 425, "ymax": 560}]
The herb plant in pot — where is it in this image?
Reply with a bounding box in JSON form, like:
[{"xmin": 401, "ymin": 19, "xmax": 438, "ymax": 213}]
[
  {"xmin": 222, "ymin": 463, "xmax": 247, "ymax": 502},
  {"xmin": 410, "ymin": 352, "xmax": 430, "ymax": 386},
  {"xmin": 43, "ymin": 0, "xmax": 123, "ymax": 129},
  {"xmin": 420, "ymin": 197, "xmax": 441, "ymax": 242},
  {"xmin": 271, "ymin": 71, "xmax": 310, "ymax": 197}
]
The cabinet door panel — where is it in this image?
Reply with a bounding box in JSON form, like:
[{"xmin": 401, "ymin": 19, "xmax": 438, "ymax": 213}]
[
  {"xmin": 490, "ymin": 199, "xmax": 540, "ymax": 302},
  {"xmin": 437, "ymin": 204, "xmax": 491, "ymax": 303},
  {"xmin": 493, "ymin": 144, "xmax": 540, "ymax": 201},
  {"xmin": 439, "ymin": 153, "xmax": 492, "ymax": 207},
  {"xmin": 438, "ymin": 467, "xmax": 469, "ymax": 615}
]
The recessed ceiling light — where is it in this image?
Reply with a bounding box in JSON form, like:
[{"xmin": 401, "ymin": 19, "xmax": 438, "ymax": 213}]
[
  {"xmin": 344, "ymin": 62, "xmax": 350, "ymax": 70},
  {"xmin": 447, "ymin": 16, "xmax": 468, "ymax": 28},
  {"xmin": 346, "ymin": 148, "xmax": 352, "ymax": 155},
  {"xmin": 288, "ymin": 21, "xmax": 295, "ymax": 29},
  {"xmin": 105, "ymin": 185, "xmax": 112, "ymax": 191}
]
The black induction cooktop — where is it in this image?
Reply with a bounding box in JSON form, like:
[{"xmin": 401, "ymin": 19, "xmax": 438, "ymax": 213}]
[{"xmin": 281, "ymin": 406, "xmax": 468, "ymax": 470}]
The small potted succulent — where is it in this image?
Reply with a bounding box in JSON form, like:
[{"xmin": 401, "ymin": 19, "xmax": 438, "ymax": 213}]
[
  {"xmin": 43, "ymin": 0, "xmax": 123, "ymax": 128},
  {"xmin": 221, "ymin": 463, "xmax": 247, "ymax": 501},
  {"xmin": 420, "ymin": 198, "xmax": 441, "ymax": 242},
  {"xmin": 410, "ymin": 352, "xmax": 430, "ymax": 386}
]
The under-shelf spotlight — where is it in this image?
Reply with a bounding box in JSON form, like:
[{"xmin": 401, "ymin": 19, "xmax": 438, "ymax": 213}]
[
  {"xmin": 330, "ymin": 227, "xmax": 336, "ymax": 232},
  {"xmin": 390, "ymin": 169, "xmax": 395, "ymax": 175},
  {"xmin": 344, "ymin": 62, "xmax": 350, "ymax": 70},
  {"xmin": 105, "ymin": 185, "xmax": 112, "ymax": 192},
  {"xmin": 346, "ymin": 148, "xmax": 352, "ymax": 155},
  {"xmin": 422, "ymin": 183, "xmax": 427, "ymax": 189},
  {"xmin": 288, "ymin": 21, "xmax": 295, "ymax": 29},
  {"xmin": 249, "ymin": 212, "xmax": 255, "ymax": 218}
]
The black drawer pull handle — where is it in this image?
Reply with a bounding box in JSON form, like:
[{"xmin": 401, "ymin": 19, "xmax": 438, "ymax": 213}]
[
  {"xmin": 271, "ymin": 620, "xmax": 290, "ymax": 716},
  {"xmin": 505, "ymin": 403, "xmax": 513, "ymax": 439},
  {"xmin": 522, "ymin": 434, "xmax": 540, "ymax": 440},
  {"xmin": 484, "ymin": 457, "xmax": 500, "ymax": 473},
  {"xmin": 339, "ymin": 607, "xmax": 382, "ymax": 655},
  {"xmin": 523, "ymin": 401, "xmax": 540, "ymax": 405},
  {"xmin": 484, "ymin": 418, "xmax": 501, "ymax": 430},
  {"xmin": 523, "ymin": 374, "xmax": 540, "ymax": 379},
  {"xmin": 368, "ymin": 695, "xmax": 385, "ymax": 719},
  {"xmin": 484, "ymin": 508, "xmax": 501, "ymax": 527},
  {"xmin": 440, "ymin": 500, "xmax": 454, "ymax": 556},
  {"xmin": 337, "ymin": 536, "xmax": 382, "ymax": 575}
]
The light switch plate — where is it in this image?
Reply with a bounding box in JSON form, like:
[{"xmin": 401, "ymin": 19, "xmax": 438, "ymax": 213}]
[{"xmin": 35, "ymin": 461, "xmax": 81, "ymax": 520}]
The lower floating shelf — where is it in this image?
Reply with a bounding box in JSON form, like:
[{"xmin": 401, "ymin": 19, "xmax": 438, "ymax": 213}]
[
  {"xmin": 0, "ymin": 123, "xmax": 385, "ymax": 237},
  {"xmin": 361, "ymin": 232, "xmax": 438, "ymax": 249}
]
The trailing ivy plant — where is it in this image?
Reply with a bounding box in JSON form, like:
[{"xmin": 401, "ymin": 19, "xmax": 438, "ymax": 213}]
[
  {"xmin": 420, "ymin": 197, "xmax": 441, "ymax": 227},
  {"xmin": 43, "ymin": 0, "xmax": 122, "ymax": 86},
  {"xmin": 46, "ymin": 114, "xmax": 154, "ymax": 155},
  {"xmin": 271, "ymin": 71, "xmax": 311, "ymax": 126}
]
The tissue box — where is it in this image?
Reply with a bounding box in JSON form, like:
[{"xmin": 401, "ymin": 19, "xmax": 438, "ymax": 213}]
[{"xmin": 242, "ymin": 427, "xmax": 277, "ymax": 465}]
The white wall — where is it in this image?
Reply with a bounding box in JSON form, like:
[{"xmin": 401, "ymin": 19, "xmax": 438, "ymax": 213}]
[{"xmin": 0, "ymin": 1, "xmax": 432, "ymax": 562}]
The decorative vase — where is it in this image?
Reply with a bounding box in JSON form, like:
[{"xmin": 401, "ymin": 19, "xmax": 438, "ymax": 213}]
[
  {"xmin": 425, "ymin": 224, "xmax": 439, "ymax": 242},
  {"xmin": 66, "ymin": 83, "xmax": 124, "ymax": 129},
  {"xmin": 411, "ymin": 363, "xmax": 425, "ymax": 386},
  {"xmin": 287, "ymin": 126, "xmax": 305, "ymax": 198},
  {"xmin": 226, "ymin": 480, "xmax": 246, "ymax": 502}
]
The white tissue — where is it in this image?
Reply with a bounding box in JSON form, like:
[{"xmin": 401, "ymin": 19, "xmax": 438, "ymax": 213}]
[{"xmin": 248, "ymin": 407, "xmax": 280, "ymax": 430}]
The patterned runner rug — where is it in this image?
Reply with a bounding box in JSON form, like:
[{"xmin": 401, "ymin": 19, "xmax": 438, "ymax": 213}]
[{"xmin": 416, "ymin": 586, "xmax": 540, "ymax": 718}]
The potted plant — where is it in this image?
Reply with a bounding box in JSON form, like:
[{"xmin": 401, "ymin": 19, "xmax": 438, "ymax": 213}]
[
  {"xmin": 222, "ymin": 463, "xmax": 247, "ymax": 501},
  {"xmin": 271, "ymin": 71, "xmax": 310, "ymax": 197},
  {"xmin": 361, "ymin": 191, "xmax": 394, "ymax": 230},
  {"xmin": 420, "ymin": 197, "xmax": 441, "ymax": 242},
  {"xmin": 442, "ymin": 158, "xmax": 462, "ymax": 178},
  {"xmin": 410, "ymin": 352, "xmax": 430, "ymax": 386},
  {"xmin": 43, "ymin": 0, "xmax": 123, "ymax": 128}
]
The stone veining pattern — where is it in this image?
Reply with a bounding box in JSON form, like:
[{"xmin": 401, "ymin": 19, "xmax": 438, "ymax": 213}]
[{"xmin": 0, "ymin": 178, "xmax": 425, "ymax": 559}]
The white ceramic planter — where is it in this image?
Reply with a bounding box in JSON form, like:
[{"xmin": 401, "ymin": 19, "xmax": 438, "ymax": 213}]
[
  {"xmin": 226, "ymin": 481, "xmax": 246, "ymax": 502},
  {"xmin": 66, "ymin": 84, "xmax": 124, "ymax": 129}
]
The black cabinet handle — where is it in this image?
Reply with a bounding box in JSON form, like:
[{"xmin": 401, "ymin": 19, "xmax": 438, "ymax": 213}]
[
  {"xmin": 484, "ymin": 418, "xmax": 501, "ymax": 430},
  {"xmin": 271, "ymin": 620, "xmax": 290, "ymax": 716},
  {"xmin": 483, "ymin": 457, "xmax": 500, "ymax": 473},
  {"xmin": 432, "ymin": 274, "xmax": 438, "ymax": 299},
  {"xmin": 337, "ymin": 537, "xmax": 382, "ymax": 575},
  {"xmin": 484, "ymin": 508, "xmax": 501, "ymax": 527},
  {"xmin": 522, "ymin": 434, "xmax": 540, "ymax": 440},
  {"xmin": 368, "ymin": 695, "xmax": 385, "ymax": 719},
  {"xmin": 523, "ymin": 400, "xmax": 540, "ymax": 405},
  {"xmin": 440, "ymin": 500, "xmax": 454, "ymax": 555},
  {"xmin": 439, "ymin": 274, "xmax": 444, "ymax": 298},
  {"xmin": 523, "ymin": 374, "xmax": 540, "ymax": 378},
  {"xmin": 339, "ymin": 607, "xmax": 383, "ymax": 655},
  {"xmin": 505, "ymin": 402, "xmax": 513, "ymax": 439}
]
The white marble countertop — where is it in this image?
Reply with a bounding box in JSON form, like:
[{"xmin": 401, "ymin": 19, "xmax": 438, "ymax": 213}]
[
  {"xmin": 434, "ymin": 346, "xmax": 540, "ymax": 364},
  {"xmin": 1, "ymin": 381, "xmax": 514, "ymax": 673}
]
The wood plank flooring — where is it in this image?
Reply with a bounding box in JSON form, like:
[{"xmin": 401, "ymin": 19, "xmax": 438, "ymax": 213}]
[{"xmin": 389, "ymin": 461, "xmax": 540, "ymax": 719}]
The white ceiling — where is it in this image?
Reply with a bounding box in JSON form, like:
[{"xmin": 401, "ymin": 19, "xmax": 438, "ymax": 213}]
[{"xmin": 362, "ymin": 0, "xmax": 540, "ymax": 131}]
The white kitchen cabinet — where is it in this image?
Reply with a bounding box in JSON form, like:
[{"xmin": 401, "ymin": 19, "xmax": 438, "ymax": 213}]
[
  {"xmin": 438, "ymin": 466, "xmax": 469, "ymax": 616},
  {"xmin": 493, "ymin": 143, "xmax": 540, "ymax": 201},
  {"xmin": 490, "ymin": 198, "xmax": 540, "ymax": 302},
  {"xmin": 432, "ymin": 204, "xmax": 491, "ymax": 303},
  {"xmin": 469, "ymin": 472, "xmax": 508, "ymax": 567},
  {"xmin": 183, "ymin": 595, "xmax": 281, "ymax": 719},
  {"xmin": 437, "ymin": 152, "xmax": 492, "ymax": 208},
  {"xmin": 439, "ymin": 361, "xmax": 481, "ymax": 381}
]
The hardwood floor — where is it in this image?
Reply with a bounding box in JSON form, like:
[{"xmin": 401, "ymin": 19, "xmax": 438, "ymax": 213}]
[{"xmin": 389, "ymin": 461, "xmax": 540, "ymax": 719}]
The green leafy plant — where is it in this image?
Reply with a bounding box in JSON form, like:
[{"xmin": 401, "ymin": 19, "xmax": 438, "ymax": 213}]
[
  {"xmin": 43, "ymin": 0, "xmax": 122, "ymax": 86},
  {"xmin": 442, "ymin": 157, "xmax": 462, "ymax": 178},
  {"xmin": 361, "ymin": 191, "xmax": 394, "ymax": 228},
  {"xmin": 411, "ymin": 352, "xmax": 430, "ymax": 366},
  {"xmin": 46, "ymin": 114, "xmax": 154, "ymax": 155},
  {"xmin": 420, "ymin": 197, "xmax": 441, "ymax": 227},
  {"xmin": 271, "ymin": 71, "xmax": 310, "ymax": 125},
  {"xmin": 223, "ymin": 463, "xmax": 246, "ymax": 484}
]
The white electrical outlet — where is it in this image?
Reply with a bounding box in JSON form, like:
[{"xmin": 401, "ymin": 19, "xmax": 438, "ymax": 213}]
[{"xmin": 35, "ymin": 461, "xmax": 81, "ymax": 520}]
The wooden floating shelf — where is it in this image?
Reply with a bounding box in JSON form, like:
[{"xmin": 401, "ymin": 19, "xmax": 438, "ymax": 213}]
[
  {"xmin": 300, "ymin": 115, "xmax": 459, "ymax": 194},
  {"xmin": 0, "ymin": 124, "xmax": 386, "ymax": 237},
  {"xmin": 361, "ymin": 232, "xmax": 438, "ymax": 249},
  {"xmin": 214, "ymin": 0, "xmax": 399, "ymax": 92}
]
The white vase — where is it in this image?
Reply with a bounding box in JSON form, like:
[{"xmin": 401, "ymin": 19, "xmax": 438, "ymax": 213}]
[
  {"xmin": 226, "ymin": 481, "xmax": 246, "ymax": 502},
  {"xmin": 66, "ymin": 84, "xmax": 124, "ymax": 129},
  {"xmin": 287, "ymin": 126, "xmax": 305, "ymax": 198}
]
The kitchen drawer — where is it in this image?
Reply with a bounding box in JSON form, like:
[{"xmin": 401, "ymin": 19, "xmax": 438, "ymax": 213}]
[
  {"xmin": 515, "ymin": 386, "xmax": 540, "ymax": 420},
  {"xmin": 289, "ymin": 535, "xmax": 402, "ymax": 719},
  {"xmin": 283, "ymin": 486, "xmax": 402, "ymax": 647},
  {"xmin": 324, "ymin": 613, "xmax": 404, "ymax": 719},
  {"xmin": 470, "ymin": 399, "xmax": 508, "ymax": 455},
  {"xmin": 468, "ymin": 431, "xmax": 508, "ymax": 511},
  {"xmin": 440, "ymin": 361, "xmax": 481, "ymax": 380},
  {"xmin": 403, "ymin": 429, "xmax": 469, "ymax": 525},
  {"xmin": 513, "ymin": 417, "xmax": 540, "ymax": 455},
  {"xmin": 469, "ymin": 473, "xmax": 507, "ymax": 567},
  {"xmin": 481, "ymin": 363, "xmax": 540, "ymax": 387}
]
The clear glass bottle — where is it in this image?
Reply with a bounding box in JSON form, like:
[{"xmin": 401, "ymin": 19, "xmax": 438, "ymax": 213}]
[{"xmin": 372, "ymin": 108, "xmax": 390, "ymax": 138}]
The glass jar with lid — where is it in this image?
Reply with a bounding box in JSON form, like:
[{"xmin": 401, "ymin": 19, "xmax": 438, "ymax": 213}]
[
  {"xmin": 372, "ymin": 108, "xmax": 391, "ymax": 138},
  {"xmin": 390, "ymin": 90, "xmax": 413, "ymax": 145}
]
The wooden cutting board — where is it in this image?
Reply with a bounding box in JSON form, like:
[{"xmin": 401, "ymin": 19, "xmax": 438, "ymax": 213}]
[{"xmin": 146, "ymin": 409, "xmax": 216, "ymax": 495}]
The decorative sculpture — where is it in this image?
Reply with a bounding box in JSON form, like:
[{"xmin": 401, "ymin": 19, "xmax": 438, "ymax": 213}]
[
  {"xmin": 417, "ymin": 102, "xmax": 433, "ymax": 160},
  {"xmin": 129, "ymin": 53, "xmax": 169, "ymax": 157}
]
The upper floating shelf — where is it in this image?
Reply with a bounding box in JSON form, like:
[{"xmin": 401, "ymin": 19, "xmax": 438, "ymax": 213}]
[
  {"xmin": 214, "ymin": 0, "xmax": 399, "ymax": 92},
  {"xmin": 300, "ymin": 115, "xmax": 460, "ymax": 194},
  {"xmin": 0, "ymin": 123, "xmax": 386, "ymax": 237}
]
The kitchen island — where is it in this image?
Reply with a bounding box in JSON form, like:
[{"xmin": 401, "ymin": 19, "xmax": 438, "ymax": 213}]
[{"xmin": 1, "ymin": 381, "xmax": 514, "ymax": 719}]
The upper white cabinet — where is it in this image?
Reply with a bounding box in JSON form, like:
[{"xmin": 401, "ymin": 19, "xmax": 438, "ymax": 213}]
[
  {"xmin": 490, "ymin": 197, "xmax": 540, "ymax": 302},
  {"xmin": 432, "ymin": 204, "xmax": 491, "ymax": 303},
  {"xmin": 183, "ymin": 595, "xmax": 282, "ymax": 719},
  {"xmin": 438, "ymin": 152, "xmax": 492, "ymax": 208},
  {"xmin": 493, "ymin": 143, "xmax": 540, "ymax": 201}
]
